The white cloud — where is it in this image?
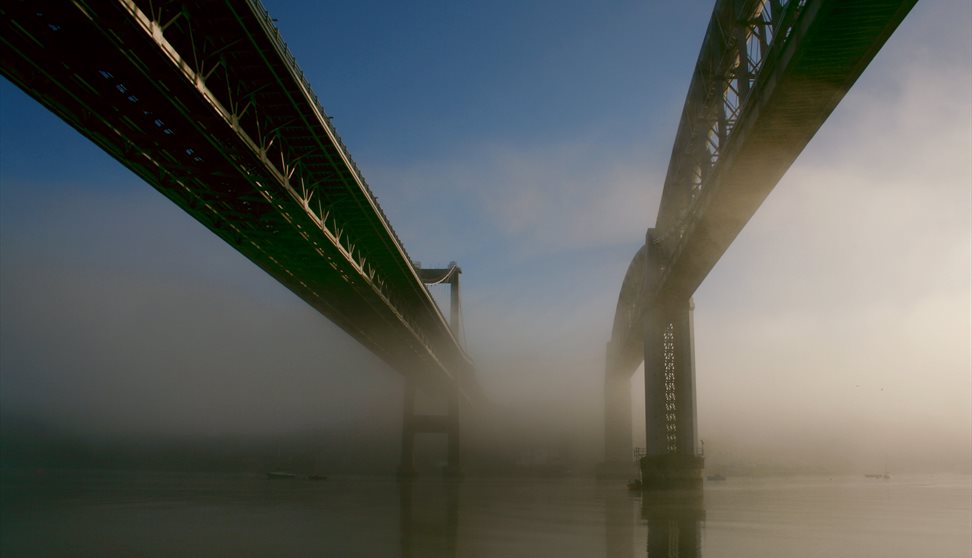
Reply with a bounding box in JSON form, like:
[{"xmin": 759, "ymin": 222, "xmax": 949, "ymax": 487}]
[
  {"xmin": 690, "ymin": 28, "xmax": 972, "ymax": 466},
  {"xmin": 478, "ymin": 143, "xmax": 663, "ymax": 253},
  {"xmin": 369, "ymin": 140, "xmax": 664, "ymax": 261}
]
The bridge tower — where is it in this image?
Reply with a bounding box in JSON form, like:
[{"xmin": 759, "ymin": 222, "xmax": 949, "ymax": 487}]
[
  {"xmin": 640, "ymin": 231, "xmax": 703, "ymax": 489},
  {"xmin": 399, "ymin": 263, "xmax": 464, "ymax": 478}
]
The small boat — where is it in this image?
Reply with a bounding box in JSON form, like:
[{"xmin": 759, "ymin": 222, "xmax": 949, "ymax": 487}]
[
  {"xmin": 307, "ymin": 474, "xmax": 328, "ymax": 481},
  {"xmin": 866, "ymin": 460, "xmax": 891, "ymax": 480},
  {"xmin": 266, "ymin": 471, "xmax": 298, "ymax": 480},
  {"xmin": 706, "ymin": 473, "xmax": 726, "ymax": 481}
]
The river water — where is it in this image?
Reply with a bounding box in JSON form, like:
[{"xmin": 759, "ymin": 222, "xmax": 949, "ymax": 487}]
[{"xmin": 1, "ymin": 471, "xmax": 969, "ymax": 557}]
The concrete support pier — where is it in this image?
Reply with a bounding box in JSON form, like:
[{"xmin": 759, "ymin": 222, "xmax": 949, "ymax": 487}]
[
  {"xmin": 400, "ymin": 262, "xmax": 464, "ymax": 478},
  {"xmin": 599, "ymin": 343, "xmax": 636, "ymax": 478},
  {"xmin": 640, "ymin": 232, "xmax": 703, "ymax": 489},
  {"xmin": 641, "ymin": 296, "xmax": 703, "ymax": 489},
  {"xmin": 398, "ymin": 381, "xmax": 462, "ymax": 478}
]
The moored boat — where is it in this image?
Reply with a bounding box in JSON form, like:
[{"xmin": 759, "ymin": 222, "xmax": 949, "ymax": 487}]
[{"xmin": 266, "ymin": 471, "xmax": 298, "ymax": 479}]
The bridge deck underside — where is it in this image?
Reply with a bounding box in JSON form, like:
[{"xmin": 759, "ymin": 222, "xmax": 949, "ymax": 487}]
[
  {"xmin": 611, "ymin": 0, "xmax": 916, "ymax": 373},
  {"xmin": 1, "ymin": 0, "xmax": 472, "ymax": 395},
  {"xmin": 658, "ymin": 0, "xmax": 917, "ymax": 303}
]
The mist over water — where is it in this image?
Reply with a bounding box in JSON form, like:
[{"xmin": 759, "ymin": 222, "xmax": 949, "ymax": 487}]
[
  {"xmin": 1, "ymin": 0, "xmax": 969, "ymax": 479},
  {"xmin": 2, "ymin": 472, "xmax": 970, "ymax": 558},
  {"xmin": 1, "ymin": 0, "xmax": 970, "ymax": 556}
]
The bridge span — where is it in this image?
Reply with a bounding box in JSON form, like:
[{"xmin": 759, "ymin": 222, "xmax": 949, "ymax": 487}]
[
  {"xmin": 0, "ymin": 0, "xmax": 474, "ymax": 474},
  {"xmin": 602, "ymin": 0, "xmax": 918, "ymax": 486}
]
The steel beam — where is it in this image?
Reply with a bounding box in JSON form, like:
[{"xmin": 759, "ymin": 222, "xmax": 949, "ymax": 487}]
[
  {"xmin": 606, "ymin": 0, "xmax": 918, "ymax": 376},
  {"xmin": 0, "ymin": 0, "xmax": 478, "ymax": 401},
  {"xmin": 654, "ymin": 0, "xmax": 918, "ymax": 303}
]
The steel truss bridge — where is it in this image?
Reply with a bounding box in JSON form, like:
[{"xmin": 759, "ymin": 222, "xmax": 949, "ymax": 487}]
[
  {"xmin": 0, "ymin": 0, "xmax": 473, "ymax": 474},
  {"xmin": 602, "ymin": 0, "xmax": 917, "ymax": 486},
  {"xmin": 1, "ymin": 0, "xmax": 918, "ymax": 481}
]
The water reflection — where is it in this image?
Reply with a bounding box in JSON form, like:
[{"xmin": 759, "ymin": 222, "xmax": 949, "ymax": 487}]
[
  {"xmin": 398, "ymin": 479, "xmax": 459, "ymax": 558},
  {"xmin": 641, "ymin": 491, "xmax": 704, "ymax": 557},
  {"xmin": 3, "ymin": 472, "xmax": 969, "ymax": 557},
  {"xmin": 605, "ymin": 486, "xmax": 636, "ymax": 556},
  {"xmin": 397, "ymin": 478, "xmax": 705, "ymax": 558},
  {"xmin": 605, "ymin": 485, "xmax": 705, "ymax": 558}
]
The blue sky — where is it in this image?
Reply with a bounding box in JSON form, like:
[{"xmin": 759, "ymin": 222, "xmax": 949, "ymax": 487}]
[{"xmin": 1, "ymin": 1, "xmax": 969, "ymax": 470}]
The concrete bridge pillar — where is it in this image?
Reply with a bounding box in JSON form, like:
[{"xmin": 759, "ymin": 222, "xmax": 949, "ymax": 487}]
[
  {"xmin": 641, "ymin": 231, "xmax": 702, "ymax": 489},
  {"xmin": 601, "ymin": 343, "xmax": 635, "ymax": 477},
  {"xmin": 642, "ymin": 297, "xmax": 702, "ymax": 489},
  {"xmin": 398, "ymin": 381, "xmax": 462, "ymax": 478},
  {"xmin": 400, "ymin": 262, "xmax": 464, "ymax": 478},
  {"xmin": 399, "ymin": 380, "xmax": 417, "ymax": 476},
  {"xmin": 445, "ymin": 385, "xmax": 461, "ymax": 477}
]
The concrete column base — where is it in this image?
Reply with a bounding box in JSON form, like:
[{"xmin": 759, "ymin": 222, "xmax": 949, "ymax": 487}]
[
  {"xmin": 641, "ymin": 489, "xmax": 705, "ymax": 519},
  {"xmin": 639, "ymin": 454, "xmax": 704, "ymax": 490},
  {"xmin": 398, "ymin": 381, "xmax": 462, "ymax": 479}
]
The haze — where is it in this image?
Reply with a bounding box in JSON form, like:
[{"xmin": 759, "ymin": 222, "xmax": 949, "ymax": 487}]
[{"xmin": 1, "ymin": 1, "xmax": 969, "ymax": 476}]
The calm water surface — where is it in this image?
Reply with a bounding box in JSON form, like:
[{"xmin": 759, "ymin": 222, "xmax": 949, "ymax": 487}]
[{"xmin": 2, "ymin": 471, "xmax": 969, "ymax": 557}]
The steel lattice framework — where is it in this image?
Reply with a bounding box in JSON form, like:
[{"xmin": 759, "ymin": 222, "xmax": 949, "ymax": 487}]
[
  {"xmin": 0, "ymin": 0, "xmax": 477, "ymax": 399},
  {"xmin": 608, "ymin": 0, "xmax": 917, "ymax": 378},
  {"xmin": 603, "ymin": 0, "xmax": 917, "ymax": 472},
  {"xmin": 662, "ymin": 322, "xmax": 678, "ymax": 454}
]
